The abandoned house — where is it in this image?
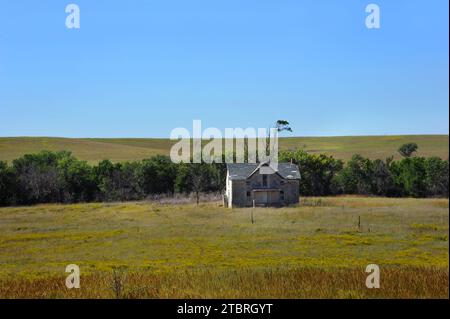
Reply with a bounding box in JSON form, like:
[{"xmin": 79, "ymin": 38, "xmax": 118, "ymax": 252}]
[{"xmin": 224, "ymin": 162, "xmax": 301, "ymax": 208}]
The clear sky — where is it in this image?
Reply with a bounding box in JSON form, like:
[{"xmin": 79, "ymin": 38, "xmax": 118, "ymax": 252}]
[{"xmin": 0, "ymin": 0, "xmax": 448, "ymax": 138}]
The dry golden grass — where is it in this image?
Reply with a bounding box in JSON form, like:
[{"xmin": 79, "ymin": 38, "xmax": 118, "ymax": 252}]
[
  {"xmin": 0, "ymin": 135, "xmax": 448, "ymax": 163},
  {"xmin": 0, "ymin": 196, "xmax": 448, "ymax": 298},
  {"xmin": 0, "ymin": 267, "xmax": 447, "ymax": 299}
]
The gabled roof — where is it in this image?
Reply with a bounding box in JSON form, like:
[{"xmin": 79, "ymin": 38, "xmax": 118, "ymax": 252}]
[{"xmin": 227, "ymin": 162, "xmax": 301, "ymax": 180}]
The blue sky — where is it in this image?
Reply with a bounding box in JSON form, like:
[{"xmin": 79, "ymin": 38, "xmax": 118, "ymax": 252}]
[{"xmin": 0, "ymin": 0, "xmax": 448, "ymax": 137}]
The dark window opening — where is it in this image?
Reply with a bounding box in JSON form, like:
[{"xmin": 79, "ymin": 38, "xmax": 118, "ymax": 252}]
[
  {"xmin": 247, "ymin": 191, "xmax": 251, "ymax": 197},
  {"xmin": 262, "ymin": 175, "xmax": 268, "ymax": 187},
  {"xmin": 280, "ymin": 190, "xmax": 285, "ymax": 201}
]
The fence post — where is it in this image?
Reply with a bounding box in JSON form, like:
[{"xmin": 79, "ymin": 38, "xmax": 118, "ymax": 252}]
[{"xmin": 251, "ymin": 200, "xmax": 255, "ymax": 224}]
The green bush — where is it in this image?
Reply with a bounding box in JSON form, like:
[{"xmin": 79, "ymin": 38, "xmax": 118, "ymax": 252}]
[{"xmin": 0, "ymin": 149, "xmax": 447, "ymax": 207}]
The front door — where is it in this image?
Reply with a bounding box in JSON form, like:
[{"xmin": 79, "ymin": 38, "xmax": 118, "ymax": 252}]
[
  {"xmin": 253, "ymin": 190, "xmax": 280, "ymax": 206},
  {"xmin": 254, "ymin": 191, "xmax": 268, "ymax": 205}
]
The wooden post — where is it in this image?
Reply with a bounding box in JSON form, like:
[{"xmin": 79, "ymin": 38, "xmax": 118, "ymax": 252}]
[
  {"xmin": 251, "ymin": 200, "xmax": 255, "ymax": 224},
  {"xmin": 358, "ymin": 215, "xmax": 361, "ymax": 232}
]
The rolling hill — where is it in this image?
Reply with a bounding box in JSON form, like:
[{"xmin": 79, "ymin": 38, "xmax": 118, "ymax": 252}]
[{"xmin": 0, "ymin": 135, "xmax": 448, "ymax": 164}]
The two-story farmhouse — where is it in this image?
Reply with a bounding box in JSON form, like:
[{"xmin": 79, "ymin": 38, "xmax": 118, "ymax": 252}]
[{"xmin": 224, "ymin": 162, "xmax": 301, "ymax": 208}]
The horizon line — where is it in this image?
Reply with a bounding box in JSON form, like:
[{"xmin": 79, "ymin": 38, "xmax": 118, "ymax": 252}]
[{"xmin": 1, "ymin": 133, "xmax": 449, "ymax": 139}]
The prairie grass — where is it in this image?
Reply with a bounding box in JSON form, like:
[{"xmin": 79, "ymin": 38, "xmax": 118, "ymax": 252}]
[
  {"xmin": 0, "ymin": 196, "xmax": 448, "ymax": 298},
  {"xmin": 0, "ymin": 267, "xmax": 447, "ymax": 299},
  {"xmin": 0, "ymin": 135, "xmax": 448, "ymax": 163}
]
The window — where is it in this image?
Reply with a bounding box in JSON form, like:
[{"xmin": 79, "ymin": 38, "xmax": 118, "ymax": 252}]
[
  {"xmin": 247, "ymin": 191, "xmax": 251, "ymax": 197},
  {"xmin": 280, "ymin": 190, "xmax": 285, "ymax": 201},
  {"xmin": 262, "ymin": 175, "xmax": 268, "ymax": 187}
]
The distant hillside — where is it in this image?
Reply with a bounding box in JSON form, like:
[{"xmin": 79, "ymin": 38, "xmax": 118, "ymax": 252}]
[{"xmin": 0, "ymin": 135, "xmax": 448, "ymax": 164}]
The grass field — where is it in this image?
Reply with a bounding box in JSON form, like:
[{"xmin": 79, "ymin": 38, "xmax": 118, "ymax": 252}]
[
  {"xmin": 0, "ymin": 196, "xmax": 448, "ymax": 298},
  {"xmin": 0, "ymin": 135, "xmax": 448, "ymax": 164}
]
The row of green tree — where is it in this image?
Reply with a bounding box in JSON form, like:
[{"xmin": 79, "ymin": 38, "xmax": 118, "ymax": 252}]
[
  {"xmin": 279, "ymin": 150, "xmax": 448, "ymax": 198},
  {"xmin": 0, "ymin": 151, "xmax": 225, "ymax": 206},
  {"xmin": 0, "ymin": 149, "xmax": 448, "ymax": 206}
]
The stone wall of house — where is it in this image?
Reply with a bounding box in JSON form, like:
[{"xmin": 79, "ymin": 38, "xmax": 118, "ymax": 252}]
[
  {"xmin": 231, "ymin": 180, "xmax": 247, "ymax": 207},
  {"xmin": 284, "ymin": 179, "xmax": 300, "ymax": 205},
  {"xmin": 246, "ymin": 171, "xmax": 283, "ymax": 188},
  {"xmin": 229, "ymin": 172, "xmax": 300, "ymax": 207}
]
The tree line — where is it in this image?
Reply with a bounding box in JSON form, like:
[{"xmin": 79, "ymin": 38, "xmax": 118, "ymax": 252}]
[
  {"xmin": 0, "ymin": 151, "xmax": 225, "ymax": 206},
  {"xmin": 0, "ymin": 148, "xmax": 448, "ymax": 206},
  {"xmin": 279, "ymin": 149, "xmax": 448, "ymax": 198}
]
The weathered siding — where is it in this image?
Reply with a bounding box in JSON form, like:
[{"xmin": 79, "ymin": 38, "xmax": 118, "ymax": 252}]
[
  {"xmin": 225, "ymin": 163, "xmax": 300, "ymax": 208},
  {"xmin": 228, "ymin": 173, "xmax": 299, "ymax": 207},
  {"xmin": 231, "ymin": 180, "xmax": 247, "ymax": 206},
  {"xmin": 284, "ymin": 180, "xmax": 300, "ymax": 204},
  {"xmin": 246, "ymin": 171, "xmax": 284, "ymax": 189}
]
